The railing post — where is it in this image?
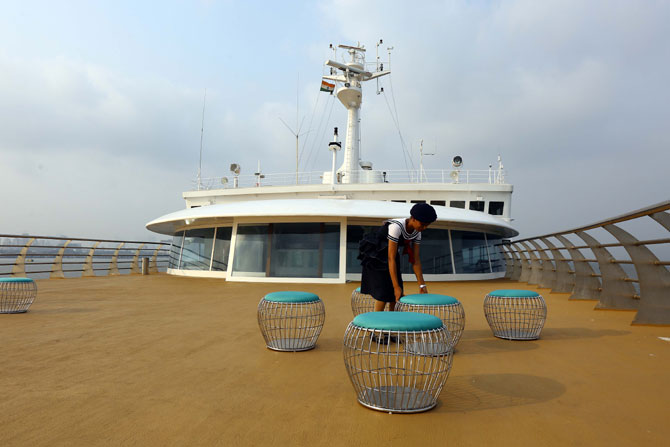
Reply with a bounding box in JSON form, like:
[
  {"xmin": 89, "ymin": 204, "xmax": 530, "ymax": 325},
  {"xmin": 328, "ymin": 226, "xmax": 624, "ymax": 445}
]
[
  {"xmin": 604, "ymin": 223, "xmax": 670, "ymax": 325},
  {"xmin": 131, "ymin": 243, "xmax": 145, "ymax": 274},
  {"xmin": 11, "ymin": 238, "xmax": 35, "ymax": 277},
  {"xmin": 506, "ymin": 244, "xmax": 523, "ymax": 281},
  {"xmin": 575, "ymin": 231, "xmax": 637, "ymax": 310},
  {"xmin": 150, "ymin": 244, "xmax": 163, "ymax": 273},
  {"xmin": 520, "ymin": 241, "xmax": 542, "ymax": 285},
  {"xmin": 500, "ymin": 245, "xmax": 514, "ymax": 279},
  {"xmin": 555, "ymin": 234, "xmax": 600, "ymax": 301},
  {"xmin": 51, "ymin": 240, "xmax": 72, "ymax": 279},
  {"xmin": 529, "ymin": 239, "xmax": 556, "ymax": 290},
  {"xmin": 83, "ymin": 241, "xmax": 101, "ymax": 277},
  {"xmin": 513, "ymin": 242, "xmax": 532, "ymax": 282},
  {"xmin": 541, "ymin": 237, "xmax": 574, "ymax": 293},
  {"xmin": 109, "ymin": 242, "xmax": 124, "ymax": 276}
]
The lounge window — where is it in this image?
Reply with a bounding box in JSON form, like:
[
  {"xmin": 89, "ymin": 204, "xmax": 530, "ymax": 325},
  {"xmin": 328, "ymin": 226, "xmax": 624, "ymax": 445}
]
[
  {"xmin": 469, "ymin": 201, "xmax": 485, "ymax": 212},
  {"xmin": 211, "ymin": 227, "xmax": 232, "ymax": 271},
  {"xmin": 450, "ymin": 201, "xmax": 465, "ymax": 209},
  {"xmin": 430, "ymin": 200, "xmax": 446, "ymax": 207},
  {"xmin": 232, "ymin": 223, "xmax": 340, "ymax": 278},
  {"xmin": 391, "ymin": 200, "xmax": 406, "ymax": 203},
  {"xmin": 489, "ymin": 201, "xmax": 504, "ymax": 215},
  {"xmin": 180, "ymin": 228, "xmax": 214, "ymax": 270},
  {"xmin": 410, "ymin": 200, "xmax": 426, "ymax": 204}
]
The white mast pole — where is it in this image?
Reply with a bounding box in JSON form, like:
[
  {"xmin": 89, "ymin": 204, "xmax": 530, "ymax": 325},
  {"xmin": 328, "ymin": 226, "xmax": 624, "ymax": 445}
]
[{"xmin": 197, "ymin": 88, "xmax": 206, "ymax": 191}]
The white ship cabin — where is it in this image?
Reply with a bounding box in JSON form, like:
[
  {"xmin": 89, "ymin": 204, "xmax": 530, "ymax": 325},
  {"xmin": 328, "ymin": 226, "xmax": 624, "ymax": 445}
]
[{"xmin": 146, "ymin": 198, "xmax": 517, "ymax": 283}]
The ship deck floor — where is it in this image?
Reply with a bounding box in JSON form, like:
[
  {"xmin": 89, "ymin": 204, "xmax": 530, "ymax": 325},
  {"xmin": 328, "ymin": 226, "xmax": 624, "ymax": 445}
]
[{"xmin": 1, "ymin": 275, "xmax": 669, "ymax": 446}]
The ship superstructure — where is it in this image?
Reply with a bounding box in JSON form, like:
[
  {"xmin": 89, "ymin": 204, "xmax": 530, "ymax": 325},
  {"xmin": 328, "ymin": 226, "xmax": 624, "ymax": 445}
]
[{"xmin": 147, "ymin": 42, "xmax": 517, "ymax": 283}]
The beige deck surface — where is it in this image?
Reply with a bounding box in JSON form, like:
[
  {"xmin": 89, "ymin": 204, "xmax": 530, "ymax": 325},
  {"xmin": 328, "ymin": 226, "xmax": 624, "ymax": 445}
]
[{"xmin": 1, "ymin": 275, "xmax": 669, "ymax": 446}]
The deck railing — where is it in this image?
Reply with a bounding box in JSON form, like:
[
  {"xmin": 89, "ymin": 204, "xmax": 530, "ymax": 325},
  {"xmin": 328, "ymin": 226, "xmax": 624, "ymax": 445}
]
[
  {"xmin": 0, "ymin": 234, "xmax": 170, "ymax": 279},
  {"xmin": 502, "ymin": 201, "xmax": 670, "ymax": 325},
  {"xmin": 194, "ymin": 168, "xmax": 507, "ymax": 190}
]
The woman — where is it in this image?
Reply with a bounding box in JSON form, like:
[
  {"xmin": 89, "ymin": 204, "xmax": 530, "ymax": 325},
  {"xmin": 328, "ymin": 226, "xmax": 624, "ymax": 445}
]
[{"xmin": 359, "ymin": 203, "xmax": 438, "ymax": 311}]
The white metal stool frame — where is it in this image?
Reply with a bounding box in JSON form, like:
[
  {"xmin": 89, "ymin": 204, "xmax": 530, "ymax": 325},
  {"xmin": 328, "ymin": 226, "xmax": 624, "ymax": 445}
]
[
  {"xmin": 343, "ymin": 322, "xmax": 453, "ymax": 413},
  {"xmin": 350, "ymin": 287, "xmax": 375, "ymax": 316},
  {"xmin": 0, "ymin": 278, "xmax": 37, "ymax": 314},
  {"xmin": 257, "ymin": 296, "xmax": 325, "ymax": 352},
  {"xmin": 484, "ymin": 293, "xmax": 547, "ymax": 340},
  {"xmin": 396, "ymin": 301, "xmax": 465, "ymax": 349}
]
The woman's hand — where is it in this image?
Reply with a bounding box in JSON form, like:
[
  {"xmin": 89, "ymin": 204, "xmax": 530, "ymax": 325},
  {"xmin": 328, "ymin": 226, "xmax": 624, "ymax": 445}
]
[
  {"xmin": 419, "ymin": 285, "xmax": 428, "ymax": 294},
  {"xmin": 394, "ymin": 285, "xmax": 404, "ymax": 302}
]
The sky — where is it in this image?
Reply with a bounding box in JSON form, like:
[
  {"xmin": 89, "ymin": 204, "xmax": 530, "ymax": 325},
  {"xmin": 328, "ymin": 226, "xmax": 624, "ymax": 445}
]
[{"xmin": 1, "ymin": 0, "xmax": 669, "ymax": 242}]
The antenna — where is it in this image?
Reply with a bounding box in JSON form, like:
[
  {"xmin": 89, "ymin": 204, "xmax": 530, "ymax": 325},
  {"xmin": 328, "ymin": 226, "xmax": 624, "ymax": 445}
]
[
  {"xmin": 197, "ymin": 89, "xmax": 207, "ymax": 191},
  {"xmin": 279, "ymin": 74, "xmax": 309, "ymax": 185},
  {"xmin": 230, "ymin": 163, "xmax": 241, "ymax": 188}
]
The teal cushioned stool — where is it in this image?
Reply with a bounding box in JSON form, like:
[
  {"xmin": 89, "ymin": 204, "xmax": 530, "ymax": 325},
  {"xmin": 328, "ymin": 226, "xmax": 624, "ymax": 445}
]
[
  {"xmin": 343, "ymin": 311, "xmax": 453, "ymax": 413},
  {"xmin": 0, "ymin": 277, "xmax": 37, "ymax": 314},
  {"xmin": 258, "ymin": 291, "xmax": 325, "ymax": 351},
  {"xmin": 397, "ymin": 293, "xmax": 466, "ymax": 349},
  {"xmin": 350, "ymin": 286, "xmax": 374, "ymax": 317},
  {"xmin": 484, "ymin": 289, "xmax": 546, "ymax": 340}
]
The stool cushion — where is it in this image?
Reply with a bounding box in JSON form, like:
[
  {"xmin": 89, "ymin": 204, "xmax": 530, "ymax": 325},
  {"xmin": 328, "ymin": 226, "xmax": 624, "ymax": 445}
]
[
  {"xmin": 0, "ymin": 277, "xmax": 34, "ymax": 283},
  {"xmin": 263, "ymin": 291, "xmax": 320, "ymax": 303},
  {"xmin": 488, "ymin": 289, "xmax": 540, "ymax": 298},
  {"xmin": 400, "ymin": 294, "xmax": 459, "ymax": 305},
  {"xmin": 353, "ymin": 311, "xmax": 443, "ymax": 331}
]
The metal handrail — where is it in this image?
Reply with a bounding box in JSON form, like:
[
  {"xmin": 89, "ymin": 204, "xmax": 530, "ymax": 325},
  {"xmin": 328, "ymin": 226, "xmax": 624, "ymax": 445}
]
[
  {"xmin": 501, "ymin": 201, "xmax": 670, "ymax": 325},
  {"xmin": 0, "ymin": 234, "xmax": 170, "ymax": 279},
  {"xmin": 194, "ymin": 168, "xmax": 509, "ymax": 190}
]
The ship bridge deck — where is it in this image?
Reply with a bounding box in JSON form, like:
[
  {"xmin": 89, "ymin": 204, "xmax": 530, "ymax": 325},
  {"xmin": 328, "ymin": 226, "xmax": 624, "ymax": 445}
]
[{"xmin": 1, "ymin": 275, "xmax": 668, "ymax": 446}]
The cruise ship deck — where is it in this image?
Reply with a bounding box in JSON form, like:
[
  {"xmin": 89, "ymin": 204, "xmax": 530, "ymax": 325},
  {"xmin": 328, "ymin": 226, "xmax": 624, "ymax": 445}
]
[{"xmin": 1, "ymin": 275, "xmax": 668, "ymax": 446}]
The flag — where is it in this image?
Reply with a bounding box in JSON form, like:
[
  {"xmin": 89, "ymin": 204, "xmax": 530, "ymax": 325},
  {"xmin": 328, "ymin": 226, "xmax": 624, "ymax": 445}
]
[{"xmin": 320, "ymin": 80, "xmax": 335, "ymax": 93}]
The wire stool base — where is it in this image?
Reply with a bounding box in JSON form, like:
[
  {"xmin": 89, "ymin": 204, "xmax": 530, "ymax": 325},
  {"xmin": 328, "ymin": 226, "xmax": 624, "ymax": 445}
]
[
  {"xmin": 266, "ymin": 338, "xmax": 317, "ymax": 352},
  {"xmin": 491, "ymin": 330, "xmax": 540, "ymax": 341},
  {"xmin": 404, "ymin": 341, "xmax": 452, "ymax": 356},
  {"xmin": 357, "ymin": 387, "xmax": 437, "ymax": 413}
]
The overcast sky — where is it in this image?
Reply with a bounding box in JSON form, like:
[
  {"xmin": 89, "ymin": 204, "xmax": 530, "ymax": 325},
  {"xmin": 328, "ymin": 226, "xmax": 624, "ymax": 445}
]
[{"xmin": 1, "ymin": 0, "xmax": 669, "ymax": 242}]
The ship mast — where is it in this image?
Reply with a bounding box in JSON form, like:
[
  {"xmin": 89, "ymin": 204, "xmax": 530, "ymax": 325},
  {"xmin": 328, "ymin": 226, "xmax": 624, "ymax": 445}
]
[{"xmin": 323, "ymin": 43, "xmax": 390, "ymax": 184}]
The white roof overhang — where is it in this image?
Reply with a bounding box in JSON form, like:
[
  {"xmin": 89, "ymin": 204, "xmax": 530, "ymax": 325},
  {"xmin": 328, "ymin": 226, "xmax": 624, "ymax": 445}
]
[{"xmin": 146, "ymin": 199, "xmax": 518, "ymax": 238}]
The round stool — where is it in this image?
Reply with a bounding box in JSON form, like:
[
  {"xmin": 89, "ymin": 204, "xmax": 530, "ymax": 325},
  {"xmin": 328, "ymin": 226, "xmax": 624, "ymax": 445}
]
[
  {"xmin": 0, "ymin": 277, "xmax": 37, "ymax": 314},
  {"xmin": 257, "ymin": 291, "xmax": 325, "ymax": 351},
  {"xmin": 343, "ymin": 312, "xmax": 453, "ymax": 413},
  {"xmin": 397, "ymin": 294, "xmax": 465, "ymax": 349},
  {"xmin": 484, "ymin": 289, "xmax": 546, "ymax": 340},
  {"xmin": 350, "ymin": 286, "xmax": 374, "ymax": 316}
]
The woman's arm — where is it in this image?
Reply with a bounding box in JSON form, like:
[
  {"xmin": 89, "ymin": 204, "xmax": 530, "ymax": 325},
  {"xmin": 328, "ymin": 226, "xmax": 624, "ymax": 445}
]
[
  {"xmin": 412, "ymin": 243, "xmax": 428, "ymax": 294},
  {"xmin": 387, "ymin": 239, "xmax": 403, "ymax": 301}
]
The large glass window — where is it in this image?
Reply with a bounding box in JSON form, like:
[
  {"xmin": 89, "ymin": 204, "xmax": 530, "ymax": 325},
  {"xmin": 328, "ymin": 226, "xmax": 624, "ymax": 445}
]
[
  {"xmin": 416, "ymin": 228, "xmax": 453, "ymax": 274},
  {"xmin": 180, "ymin": 228, "xmax": 214, "ymax": 270},
  {"xmin": 232, "ymin": 223, "xmax": 340, "ymax": 278},
  {"xmin": 169, "ymin": 232, "xmax": 183, "ymax": 269},
  {"xmin": 211, "ymin": 227, "xmax": 232, "ymax": 271},
  {"xmin": 270, "ymin": 223, "xmax": 339, "ymax": 278},
  {"xmin": 232, "ymin": 225, "xmax": 269, "ymax": 276},
  {"xmin": 451, "ymin": 230, "xmax": 491, "ymax": 273},
  {"xmin": 450, "ymin": 201, "xmax": 465, "ymax": 209},
  {"xmin": 487, "ymin": 235, "xmax": 505, "ymax": 272}
]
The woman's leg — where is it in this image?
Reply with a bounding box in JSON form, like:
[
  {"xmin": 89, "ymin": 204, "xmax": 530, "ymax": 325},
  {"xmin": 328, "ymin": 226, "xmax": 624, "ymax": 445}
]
[{"xmin": 374, "ymin": 300, "xmax": 386, "ymax": 311}]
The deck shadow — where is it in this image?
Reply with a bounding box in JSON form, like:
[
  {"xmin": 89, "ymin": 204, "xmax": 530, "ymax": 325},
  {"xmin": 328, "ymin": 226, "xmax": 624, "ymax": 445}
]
[{"xmin": 436, "ymin": 373, "xmax": 566, "ymax": 413}]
